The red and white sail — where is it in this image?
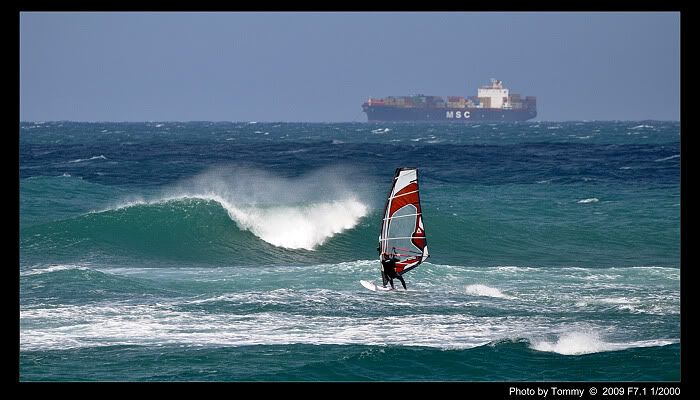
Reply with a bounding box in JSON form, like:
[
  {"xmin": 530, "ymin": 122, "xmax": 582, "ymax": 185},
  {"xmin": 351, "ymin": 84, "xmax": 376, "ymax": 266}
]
[{"xmin": 379, "ymin": 168, "xmax": 429, "ymax": 274}]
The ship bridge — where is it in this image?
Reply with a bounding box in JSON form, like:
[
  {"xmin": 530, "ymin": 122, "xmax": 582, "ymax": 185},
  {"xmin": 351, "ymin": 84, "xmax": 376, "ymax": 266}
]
[{"xmin": 477, "ymin": 78, "xmax": 509, "ymax": 109}]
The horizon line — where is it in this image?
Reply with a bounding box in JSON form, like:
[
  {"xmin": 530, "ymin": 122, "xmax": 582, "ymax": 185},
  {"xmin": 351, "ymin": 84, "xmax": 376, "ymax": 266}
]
[{"xmin": 19, "ymin": 119, "xmax": 681, "ymax": 124}]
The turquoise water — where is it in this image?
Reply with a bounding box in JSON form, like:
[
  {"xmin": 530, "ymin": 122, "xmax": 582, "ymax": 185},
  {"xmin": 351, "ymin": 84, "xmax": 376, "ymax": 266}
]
[{"xmin": 19, "ymin": 121, "xmax": 680, "ymax": 381}]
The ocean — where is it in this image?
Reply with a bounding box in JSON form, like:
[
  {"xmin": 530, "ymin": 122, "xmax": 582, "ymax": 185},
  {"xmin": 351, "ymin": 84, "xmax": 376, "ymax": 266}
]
[{"xmin": 19, "ymin": 121, "xmax": 680, "ymax": 381}]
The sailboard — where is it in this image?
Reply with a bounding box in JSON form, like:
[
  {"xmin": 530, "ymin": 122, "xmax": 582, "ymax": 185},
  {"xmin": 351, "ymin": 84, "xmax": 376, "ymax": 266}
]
[
  {"xmin": 360, "ymin": 280, "xmax": 394, "ymax": 292},
  {"xmin": 361, "ymin": 167, "xmax": 429, "ymax": 290}
]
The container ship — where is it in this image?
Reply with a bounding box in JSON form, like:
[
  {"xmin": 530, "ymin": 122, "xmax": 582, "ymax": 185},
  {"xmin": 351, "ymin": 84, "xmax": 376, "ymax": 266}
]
[{"xmin": 362, "ymin": 79, "xmax": 536, "ymax": 122}]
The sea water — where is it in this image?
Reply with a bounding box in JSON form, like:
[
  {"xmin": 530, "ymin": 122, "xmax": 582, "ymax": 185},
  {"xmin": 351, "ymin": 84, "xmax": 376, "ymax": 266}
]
[{"xmin": 19, "ymin": 121, "xmax": 680, "ymax": 381}]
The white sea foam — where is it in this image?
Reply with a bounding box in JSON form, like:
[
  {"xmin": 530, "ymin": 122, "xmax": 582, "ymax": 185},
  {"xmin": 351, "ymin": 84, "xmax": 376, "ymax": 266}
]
[
  {"xmin": 530, "ymin": 331, "xmax": 676, "ymax": 355},
  {"xmin": 67, "ymin": 155, "xmax": 108, "ymax": 163},
  {"xmin": 577, "ymin": 198, "xmax": 599, "ymax": 203},
  {"xmin": 18, "ymin": 304, "xmax": 526, "ymax": 351},
  {"xmin": 18, "ymin": 264, "xmax": 679, "ymax": 352},
  {"xmin": 654, "ymin": 154, "xmax": 679, "ymax": 162},
  {"xmin": 531, "ymin": 331, "xmax": 613, "ymax": 355},
  {"xmin": 21, "ymin": 264, "xmax": 91, "ymax": 276},
  {"xmin": 20, "ymin": 301, "xmax": 678, "ymax": 353},
  {"xmin": 494, "ymin": 265, "xmax": 538, "ymax": 273},
  {"xmin": 465, "ymin": 284, "xmax": 515, "ymax": 299}
]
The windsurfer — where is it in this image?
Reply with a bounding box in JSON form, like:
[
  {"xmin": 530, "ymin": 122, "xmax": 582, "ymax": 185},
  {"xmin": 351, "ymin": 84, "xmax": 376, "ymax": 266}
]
[{"xmin": 381, "ymin": 249, "xmax": 407, "ymax": 290}]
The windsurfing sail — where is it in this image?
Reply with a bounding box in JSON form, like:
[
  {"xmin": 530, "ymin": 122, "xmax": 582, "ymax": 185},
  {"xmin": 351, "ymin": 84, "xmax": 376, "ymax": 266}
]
[{"xmin": 379, "ymin": 167, "xmax": 429, "ymax": 274}]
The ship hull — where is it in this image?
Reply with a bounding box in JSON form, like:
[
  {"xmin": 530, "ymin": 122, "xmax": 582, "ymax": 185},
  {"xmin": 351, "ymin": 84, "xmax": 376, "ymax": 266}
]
[{"xmin": 362, "ymin": 105, "xmax": 536, "ymax": 122}]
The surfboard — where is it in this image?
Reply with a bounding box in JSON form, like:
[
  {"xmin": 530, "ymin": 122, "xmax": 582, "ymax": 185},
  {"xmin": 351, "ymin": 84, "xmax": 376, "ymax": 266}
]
[{"xmin": 360, "ymin": 280, "xmax": 394, "ymax": 292}]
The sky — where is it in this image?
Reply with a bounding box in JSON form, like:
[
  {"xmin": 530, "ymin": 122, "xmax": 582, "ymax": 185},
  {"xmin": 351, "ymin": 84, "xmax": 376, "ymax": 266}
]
[{"xmin": 20, "ymin": 12, "xmax": 680, "ymax": 122}]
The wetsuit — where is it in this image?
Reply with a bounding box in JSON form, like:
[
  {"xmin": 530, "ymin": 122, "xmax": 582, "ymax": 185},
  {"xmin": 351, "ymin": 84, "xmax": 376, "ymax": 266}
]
[{"xmin": 381, "ymin": 256, "xmax": 407, "ymax": 290}]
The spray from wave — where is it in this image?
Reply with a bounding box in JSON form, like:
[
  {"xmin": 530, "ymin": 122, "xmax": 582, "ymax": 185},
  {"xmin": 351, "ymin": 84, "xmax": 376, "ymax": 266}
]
[
  {"xmin": 531, "ymin": 331, "xmax": 611, "ymax": 355},
  {"xmin": 109, "ymin": 166, "xmax": 372, "ymax": 250},
  {"xmin": 529, "ymin": 331, "xmax": 676, "ymax": 355}
]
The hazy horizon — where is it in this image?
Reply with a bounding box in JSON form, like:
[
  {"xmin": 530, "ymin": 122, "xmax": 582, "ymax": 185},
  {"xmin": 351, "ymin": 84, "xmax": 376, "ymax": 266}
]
[
  {"xmin": 20, "ymin": 12, "xmax": 680, "ymax": 122},
  {"xmin": 19, "ymin": 119, "xmax": 680, "ymax": 123}
]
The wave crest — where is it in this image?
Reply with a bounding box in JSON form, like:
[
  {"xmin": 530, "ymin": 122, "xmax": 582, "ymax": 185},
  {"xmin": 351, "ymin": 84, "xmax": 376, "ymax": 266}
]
[
  {"xmin": 529, "ymin": 331, "xmax": 676, "ymax": 355},
  {"xmin": 106, "ymin": 166, "xmax": 372, "ymax": 250},
  {"xmin": 223, "ymin": 198, "xmax": 368, "ymax": 250}
]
